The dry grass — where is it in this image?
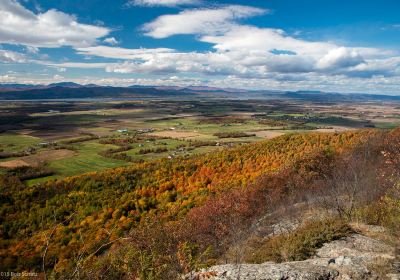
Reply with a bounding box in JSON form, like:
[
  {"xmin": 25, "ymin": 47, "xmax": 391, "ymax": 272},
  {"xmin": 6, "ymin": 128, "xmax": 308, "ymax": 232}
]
[
  {"xmin": 244, "ymin": 218, "xmax": 354, "ymax": 263},
  {"xmin": 252, "ymin": 130, "xmax": 285, "ymax": 139},
  {"xmin": 149, "ymin": 130, "xmax": 202, "ymax": 139},
  {"xmin": 0, "ymin": 149, "xmax": 76, "ymax": 168},
  {"xmin": 0, "ymin": 159, "xmax": 30, "ymax": 168}
]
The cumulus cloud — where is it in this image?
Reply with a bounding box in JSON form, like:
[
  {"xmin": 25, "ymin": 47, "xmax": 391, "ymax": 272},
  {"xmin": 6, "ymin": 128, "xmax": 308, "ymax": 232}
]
[
  {"xmin": 136, "ymin": 6, "xmax": 385, "ymax": 78},
  {"xmin": 142, "ymin": 5, "xmax": 267, "ymax": 38},
  {"xmin": 345, "ymin": 56, "xmax": 400, "ymax": 78},
  {"xmin": 316, "ymin": 47, "xmax": 365, "ymax": 70},
  {"xmin": 58, "ymin": 47, "xmax": 243, "ymax": 75},
  {"xmin": 200, "ymin": 25, "xmax": 333, "ymax": 56},
  {"xmin": 137, "ymin": 6, "xmax": 399, "ymax": 79},
  {"xmin": 0, "ymin": 49, "xmax": 26, "ymax": 63},
  {"xmin": 0, "ymin": 0, "xmax": 110, "ymax": 47},
  {"xmin": 129, "ymin": 0, "xmax": 201, "ymax": 7},
  {"xmin": 50, "ymin": 42, "xmax": 399, "ymax": 81},
  {"xmin": 103, "ymin": 37, "xmax": 119, "ymax": 45}
]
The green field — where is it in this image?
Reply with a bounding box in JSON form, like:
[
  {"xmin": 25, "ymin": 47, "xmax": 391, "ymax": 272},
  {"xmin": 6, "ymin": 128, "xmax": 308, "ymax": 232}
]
[
  {"xmin": 49, "ymin": 142, "xmax": 128, "ymax": 175},
  {"xmin": 0, "ymin": 134, "xmax": 41, "ymax": 153}
]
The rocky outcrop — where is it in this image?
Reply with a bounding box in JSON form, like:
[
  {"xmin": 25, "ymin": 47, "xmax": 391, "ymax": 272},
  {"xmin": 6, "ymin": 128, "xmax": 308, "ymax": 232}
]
[
  {"xmin": 316, "ymin": 234, "xmax": 395, "ymax": 260},
  {"xmin": 186, "ymin": 233, "xmax": 399, "ymax": 280},
  {"xmin": 186, "ymin": 261, "xmax": 339, "ymax": 280}
]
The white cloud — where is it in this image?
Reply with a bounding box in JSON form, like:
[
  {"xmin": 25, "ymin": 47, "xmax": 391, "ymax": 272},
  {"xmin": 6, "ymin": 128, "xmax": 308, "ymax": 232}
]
[
  {"xmin": 136, "ymin": 6, "xmax": 388, "ymax": 77},
  {"xmin": 25, "ymin": 45, "xmax": 39, "ymax": 54},
  {"xmin": 200, "ymin": 25, "xmax": 333, "ymax": 56},
  {"xmin": 46, "ymin": 62, "xmax": 111, "ymax": 69},
  {"xmin": 316, "ymin": 47, "xmax": 365, "ymax": 70},
  {"xmin": 142, "ymin": 5, "xmax": 267, "ymax": 38},
  {"xmin": 129, "ymin": 0, "xmax": 201, "ymax": 7},
  {"xmin": 140, "ymin": 7, "xmax": 399, "ymax": 79},
  {"xmin": 103, "ymin": 37, "xmax": 119, "ymax": 45},
  {"xmin": 60, "ymin": 48, "xmax": 241, "ymax": 75},
  {"xmin": 0, "ymin": 49, "xmax": 26, "ymax": 63},
  {"xmin": 0, "ymin": 74, "xmax": 14, "ymax": 83},
  {"xmin": 0, "ymin": 0, "xmax": 110, "ymax": 47},
  {"xmin": 76, "ymin": 46, "xmax": 174, "ymax": 60},
  {"xmin": 53, "ymin": 74, "xmax": 63, "ymax": 80},
  {"xmin": 50, "ymin": 42, "xmax": 400, "ymax": 81},
  {"xmin": 345, "ymin": 56, "xmax": 400, "ymax": 78}
]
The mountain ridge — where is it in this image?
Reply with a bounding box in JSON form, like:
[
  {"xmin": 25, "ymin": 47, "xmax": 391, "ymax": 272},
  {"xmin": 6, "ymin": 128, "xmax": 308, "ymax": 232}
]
[{"xmin": 0, "ymin": 83, "xmax": 400, "ymax": 101}]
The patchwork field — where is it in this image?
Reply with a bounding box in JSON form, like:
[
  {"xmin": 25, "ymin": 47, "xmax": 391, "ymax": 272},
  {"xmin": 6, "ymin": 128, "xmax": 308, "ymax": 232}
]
[{"xmin": 1, "ymin": 98, "xmax": 399, "ymax": 185}]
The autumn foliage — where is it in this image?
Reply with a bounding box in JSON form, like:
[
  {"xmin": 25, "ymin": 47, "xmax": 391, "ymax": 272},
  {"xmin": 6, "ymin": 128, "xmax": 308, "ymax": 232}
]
[{"xmin": 0, "ymin": 129, "xmax": 393, "ymax": 275}]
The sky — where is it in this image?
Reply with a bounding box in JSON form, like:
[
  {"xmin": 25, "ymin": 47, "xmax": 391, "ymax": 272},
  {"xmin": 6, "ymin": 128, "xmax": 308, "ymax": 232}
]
[{"xmin": 0, "ymin": 0, "xmax": 400, "ymax": 94}]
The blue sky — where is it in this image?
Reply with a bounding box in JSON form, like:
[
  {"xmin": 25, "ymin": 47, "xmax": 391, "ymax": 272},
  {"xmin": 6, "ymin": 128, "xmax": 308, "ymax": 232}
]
[{"xmin": 0, "ymin": 0, "xmax": 400, "ymax": 94}]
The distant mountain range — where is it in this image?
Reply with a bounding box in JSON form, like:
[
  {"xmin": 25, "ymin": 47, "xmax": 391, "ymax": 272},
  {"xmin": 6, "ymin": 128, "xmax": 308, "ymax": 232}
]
[
  {"xmin": 0, "ymin": 82, "xmax": 399, "ymax": 102},
  {"xmin": 0, "ymin": 82, "xmax": 98, "ymax": 92}
]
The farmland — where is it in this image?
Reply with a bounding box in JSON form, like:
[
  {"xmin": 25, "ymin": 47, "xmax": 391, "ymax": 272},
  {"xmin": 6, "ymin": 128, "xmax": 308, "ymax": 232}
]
[{"xmin": 1, "ymin": 98, "xmax": 399, "ymax": 185}]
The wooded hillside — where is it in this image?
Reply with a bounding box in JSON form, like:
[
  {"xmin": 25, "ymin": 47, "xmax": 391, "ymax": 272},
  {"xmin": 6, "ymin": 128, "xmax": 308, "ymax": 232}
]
[{"xmin": 1, "ymin": 129, "xmax": 395, "ymax": 277}]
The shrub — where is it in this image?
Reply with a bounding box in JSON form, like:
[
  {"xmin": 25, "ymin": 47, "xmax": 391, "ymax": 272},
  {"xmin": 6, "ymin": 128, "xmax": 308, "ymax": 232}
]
[
  {"xmin": 213, "ymin": 132, "xmax": 255, "ymax": 138},
  {"xmin": 6, "ymin": 165, "xmax": 55, "ymax": 180},
  {"xmin": 79, "ymin": 219, "xmax": 200, "ymax": 280},
  {"xmin": 245, "ymin": 218, "xmax": 354, "ymax": 263},
  {"xmin": 137, "ymin": 147, "xmax": 168, "ymax": 154},
  {"xmin": 355, "ymin": 183, "xmax": 400, "ymax": 235},
  {"xmin": 60, "ymin": 135, "xmax": 98, "ymax": 144}
]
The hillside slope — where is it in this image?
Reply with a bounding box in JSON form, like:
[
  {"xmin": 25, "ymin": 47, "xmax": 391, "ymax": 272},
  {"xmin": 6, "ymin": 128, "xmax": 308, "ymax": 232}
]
[{"xmin": 1, "ymin": 128, "xmax": 398, "ymax": 277}]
